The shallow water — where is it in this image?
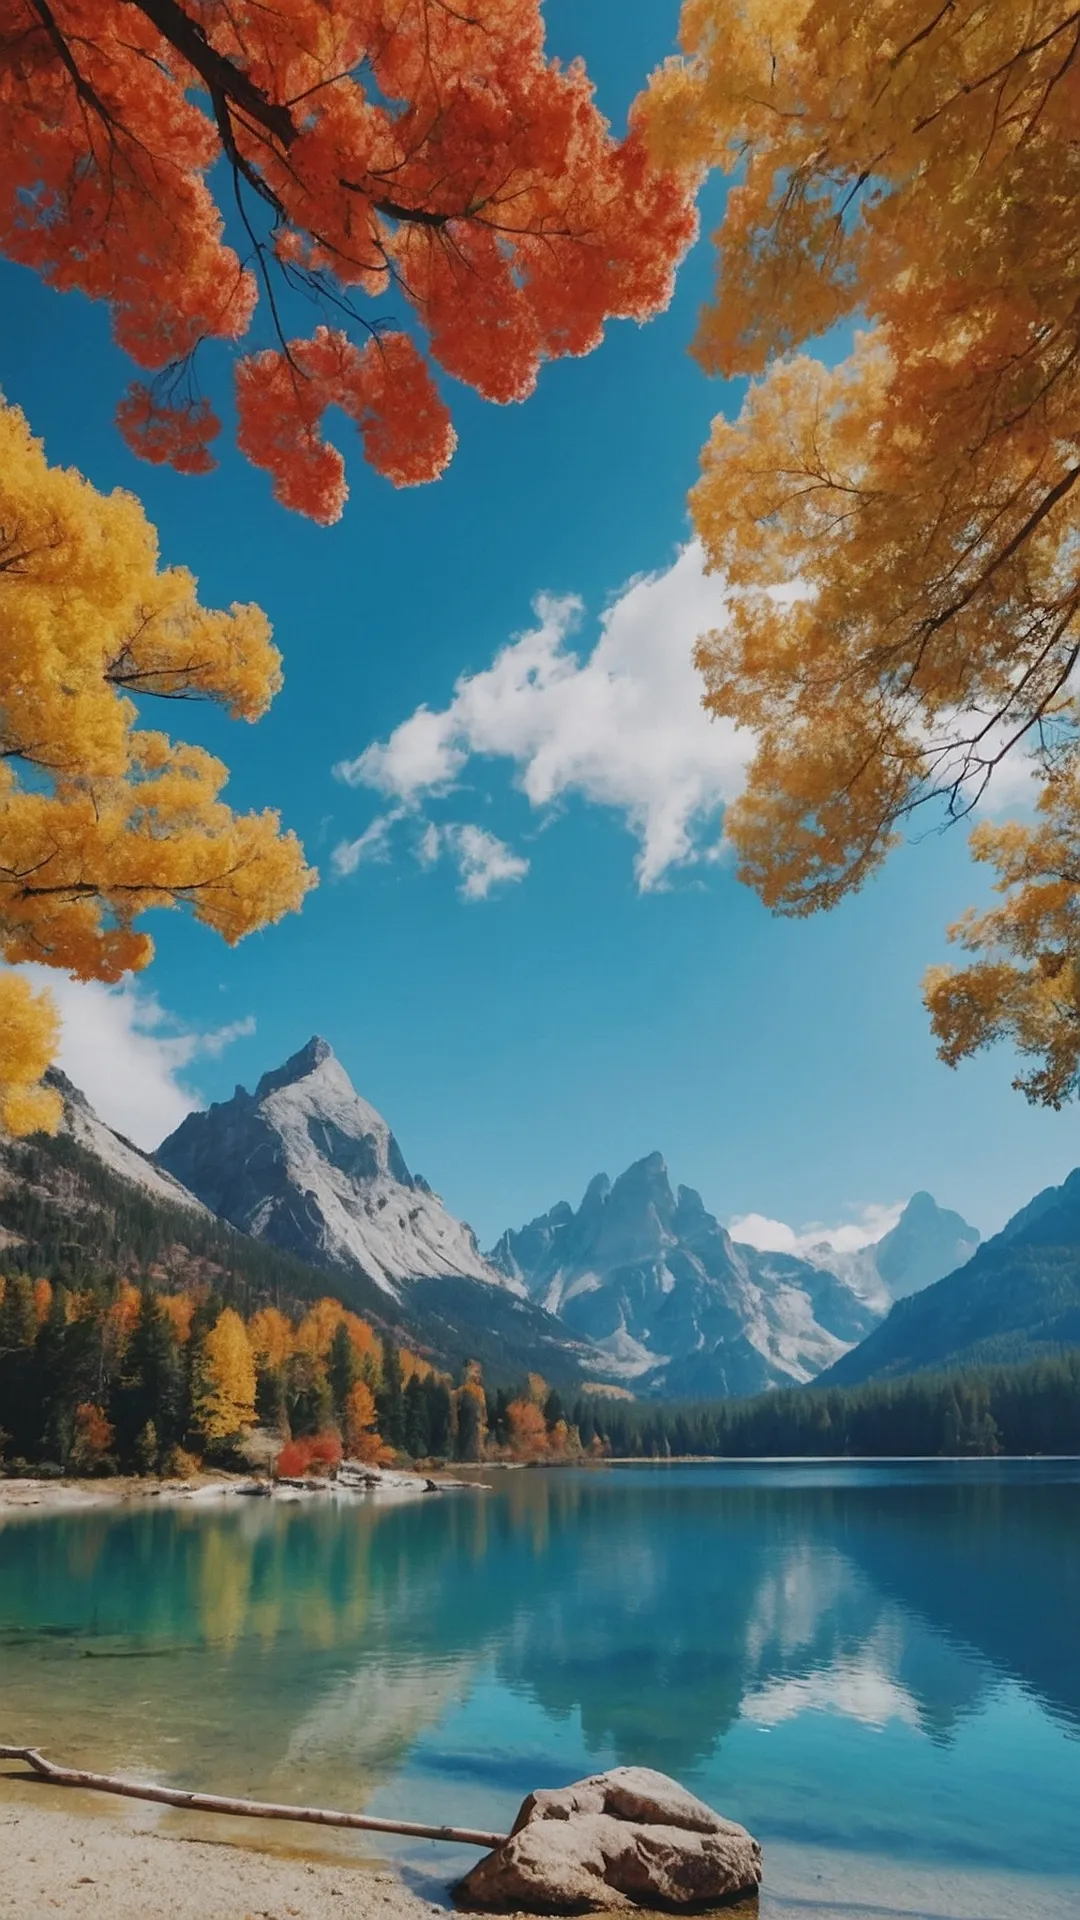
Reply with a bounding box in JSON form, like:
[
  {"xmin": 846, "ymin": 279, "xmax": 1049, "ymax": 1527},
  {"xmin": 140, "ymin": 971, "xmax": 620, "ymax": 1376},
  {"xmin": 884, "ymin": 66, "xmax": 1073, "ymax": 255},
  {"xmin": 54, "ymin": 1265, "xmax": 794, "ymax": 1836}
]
[{"xmin": 1, "ymin": 1460, "xmax": 1078, "ymax": 1917}]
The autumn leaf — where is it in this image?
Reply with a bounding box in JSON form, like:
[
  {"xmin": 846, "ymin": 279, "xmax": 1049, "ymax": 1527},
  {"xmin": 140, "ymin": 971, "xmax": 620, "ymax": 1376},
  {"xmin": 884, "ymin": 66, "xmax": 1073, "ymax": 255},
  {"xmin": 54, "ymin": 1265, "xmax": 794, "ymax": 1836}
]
[
  {"xmin": 644, "ymin": 0, "xmax": 1080, "ymax": 1100},
  {"xmin": 0, "ymin": 402, "xmax": 315, "ymax": 1134},
  {"xmin": 1, "ymin": 0, "xmax": 699, "ymax": 518}
]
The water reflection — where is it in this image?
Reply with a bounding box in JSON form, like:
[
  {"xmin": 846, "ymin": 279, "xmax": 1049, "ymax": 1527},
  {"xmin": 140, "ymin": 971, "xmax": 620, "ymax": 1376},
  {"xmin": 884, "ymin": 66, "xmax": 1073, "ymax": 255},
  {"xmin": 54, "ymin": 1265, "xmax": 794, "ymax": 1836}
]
[{"xmin": 1, "ymin": 1463, "xmax": 1078, "ymax": 1883}]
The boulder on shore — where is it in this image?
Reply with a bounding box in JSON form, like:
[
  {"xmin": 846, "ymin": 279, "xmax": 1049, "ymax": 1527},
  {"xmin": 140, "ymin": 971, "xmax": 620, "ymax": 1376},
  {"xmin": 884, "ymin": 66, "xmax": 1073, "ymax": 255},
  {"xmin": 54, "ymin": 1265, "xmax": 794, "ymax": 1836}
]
[{"xmin": 456, "ymin": 1766, "xmax": 762, "ymax": 1911}]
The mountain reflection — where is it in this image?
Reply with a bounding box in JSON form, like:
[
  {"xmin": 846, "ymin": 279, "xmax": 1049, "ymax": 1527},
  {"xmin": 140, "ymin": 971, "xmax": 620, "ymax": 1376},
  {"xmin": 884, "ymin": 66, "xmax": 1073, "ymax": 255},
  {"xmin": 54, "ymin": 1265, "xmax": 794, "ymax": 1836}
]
[{"xmin": 0, "ymin": 1464, "xmax": 1077, "ymax": 1807}]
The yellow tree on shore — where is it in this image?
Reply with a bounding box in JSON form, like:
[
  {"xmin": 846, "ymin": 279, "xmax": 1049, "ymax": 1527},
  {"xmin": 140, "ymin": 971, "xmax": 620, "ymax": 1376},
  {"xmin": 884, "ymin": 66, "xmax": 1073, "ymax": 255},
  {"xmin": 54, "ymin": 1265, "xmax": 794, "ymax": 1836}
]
[
  {"xmin": 194, "ymin": 1308, "xmax": 258, "ymax": 1446},
  {"xmin": 0, "ymin": 402, "xmax": 315, "ymax": 1132},
  {"xmin": 646, "ymin": 1, "xmax": 1080, "ymax": 1101}
]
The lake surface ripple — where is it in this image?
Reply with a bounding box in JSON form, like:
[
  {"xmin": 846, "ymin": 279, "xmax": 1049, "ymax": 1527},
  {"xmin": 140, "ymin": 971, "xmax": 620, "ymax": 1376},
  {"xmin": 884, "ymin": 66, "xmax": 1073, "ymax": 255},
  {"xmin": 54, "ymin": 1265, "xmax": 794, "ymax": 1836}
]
[{"xmin": 1, "ymin": 1461, "xmax": 1078, "ymax": 1917}]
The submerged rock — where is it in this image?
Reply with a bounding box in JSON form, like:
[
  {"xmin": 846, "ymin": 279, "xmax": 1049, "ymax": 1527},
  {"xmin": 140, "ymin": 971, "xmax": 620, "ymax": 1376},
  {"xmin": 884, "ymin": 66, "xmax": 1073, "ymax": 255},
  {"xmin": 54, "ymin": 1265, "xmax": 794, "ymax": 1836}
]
[{"xmin": 456, "ymin": 1766, "xmax": 762, "ymax": 1911}]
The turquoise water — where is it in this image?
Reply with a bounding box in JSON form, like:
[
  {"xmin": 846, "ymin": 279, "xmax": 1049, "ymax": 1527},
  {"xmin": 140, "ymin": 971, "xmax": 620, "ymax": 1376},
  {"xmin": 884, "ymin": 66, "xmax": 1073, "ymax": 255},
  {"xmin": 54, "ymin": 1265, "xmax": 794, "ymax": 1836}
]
[{"xmin": 2, "ymin": 1461, "xmax": 1079, "ymax": 1916}]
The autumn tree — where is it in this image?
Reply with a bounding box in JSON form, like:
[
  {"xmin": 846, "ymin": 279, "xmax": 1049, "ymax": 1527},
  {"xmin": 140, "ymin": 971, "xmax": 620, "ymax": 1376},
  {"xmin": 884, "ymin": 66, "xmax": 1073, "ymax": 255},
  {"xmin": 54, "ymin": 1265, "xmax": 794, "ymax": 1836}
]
[
  {"xmin": 646, "ymin": 1, "xmax": 1080, "ymax": 1100},
  {"xmin": 506, "ymin": 1395, "xmax": 548, "ymax": 1461},
  {"xmin": 70, "ymin": 1401, "xmax": 116, "ymax": 1474},
  {"xmin": 193, "ymin": 1306, "xmax": 257, "ymax": 1449},
  {"xmin": 454, "ymin": 1362, "xmax": 487, "ymax": 1463},
  {"xmin": 1, "ymin": 0, "xmax": 698, "ymax": 522},
  {"xmin": 0, "ymin": 402, "xmax": 314, "ymax": 1133}
]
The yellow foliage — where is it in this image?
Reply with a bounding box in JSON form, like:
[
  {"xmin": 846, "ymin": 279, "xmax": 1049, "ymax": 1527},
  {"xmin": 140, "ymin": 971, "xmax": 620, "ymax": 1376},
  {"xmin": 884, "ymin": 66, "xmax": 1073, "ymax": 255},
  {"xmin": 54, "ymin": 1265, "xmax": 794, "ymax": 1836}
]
[
  {"xmin": 248, "ymin": 1305, "xmax": 294, "ymax": 1370},
  {"xmin": 294, "ymin": 1297, "xmax": 348, "ymax": 1359},
  {"xmin": 0, "ymin": 402, "xmax": 315, "ymax": 1133},
  {"xmin": 158, "ymin": 1292, "xmax": 196, "ymax": 1345},
  {"xmin": 194, "ymin": 1307, "xmax": 257, "ymax": 1444},
  {"xmin": 0, "ymin": 974, "xmax": 62, "ymax": 1135},
  {"xmin": 645, "ymin": 2, "xmax": 1080, "ymax": 1095},
  {"xmin": 926, "ymin": 770, "xmax": 1080, "ymax": 1107},
  {"xmin": 506, "ymin": 1397, "xmax": 548, "ymax": 1460},
  {"xmin": 344, "ymin": 1379, "xmax": 378, "ymax": 1454}
]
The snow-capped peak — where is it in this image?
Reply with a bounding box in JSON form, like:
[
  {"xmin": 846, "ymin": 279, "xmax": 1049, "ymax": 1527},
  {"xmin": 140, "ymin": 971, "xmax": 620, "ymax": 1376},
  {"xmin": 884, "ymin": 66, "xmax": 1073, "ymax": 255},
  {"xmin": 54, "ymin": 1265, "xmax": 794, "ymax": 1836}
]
[{"xmin": 156, "ymin": 1038, "xmax": 519, "ymax": 1300}]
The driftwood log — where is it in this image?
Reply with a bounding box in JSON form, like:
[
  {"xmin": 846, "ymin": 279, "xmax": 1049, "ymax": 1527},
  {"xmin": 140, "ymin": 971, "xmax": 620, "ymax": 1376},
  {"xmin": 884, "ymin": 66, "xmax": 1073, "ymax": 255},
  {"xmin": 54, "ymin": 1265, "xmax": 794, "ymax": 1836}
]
[{"xmin": 0, "ymin": 1744, "xmax": 506, "ymax": 1849}]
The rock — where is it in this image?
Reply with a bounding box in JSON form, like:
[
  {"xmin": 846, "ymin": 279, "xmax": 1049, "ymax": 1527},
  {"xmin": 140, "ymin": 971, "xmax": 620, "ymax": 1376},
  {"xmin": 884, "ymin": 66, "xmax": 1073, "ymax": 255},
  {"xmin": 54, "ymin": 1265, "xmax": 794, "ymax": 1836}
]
[{"xmin": 456, "ymin": 1767, "xmax": 762, "ymax": 1911}]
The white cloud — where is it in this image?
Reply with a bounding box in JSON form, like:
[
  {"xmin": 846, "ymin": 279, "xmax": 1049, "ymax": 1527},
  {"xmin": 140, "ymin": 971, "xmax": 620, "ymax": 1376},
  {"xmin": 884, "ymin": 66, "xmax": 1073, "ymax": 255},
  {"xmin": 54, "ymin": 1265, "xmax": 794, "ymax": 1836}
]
[
  {"xmin": 333, "ymin": 543, "xmax": 751, "ymax": 891},
  {"xmin": 331, "ymin": 807, "xmax": 407, "ymax": 876},
  {"xmin": 6, "ymin": 964, "xmax": 255, "ymax": 1149},
  {"xmin": 417, "ymin": 822, "xmax": 529, "ymax": 901},
  {"xmin": 730, "ymin": 1200, "xmax": 904, "ymax": 1257}
]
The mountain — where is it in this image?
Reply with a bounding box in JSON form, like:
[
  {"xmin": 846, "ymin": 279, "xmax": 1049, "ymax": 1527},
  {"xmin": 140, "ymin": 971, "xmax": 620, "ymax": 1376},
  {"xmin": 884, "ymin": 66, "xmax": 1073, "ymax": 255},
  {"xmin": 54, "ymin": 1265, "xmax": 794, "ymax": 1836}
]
[
  {"xmin": 156, "ymin": 1037, "xmax": 513, "ymax": 1300},
  {"xmin": 0, "ymin": 1070, "xmax": 390, "ymax": 1320},
  {"xmin": 153, "ymin": 1038, "xmax": 616, "ymax": 1385},
  {"xmin": 1, "ymin": 1062, "xmax": 603, "ymax": 1388},
  {"xmin": 872, "ymin": 1191, "xmax": 980, "ymax": 1300},
  {"xmin": 824, "ymin": 1170, "xmax": 1080, "ymax": 1384},
  {"xmin": 47, "ymin": 1068, "xmax": 211, "ymax": 1217},
  {"xmin": 490, "ymin": 1152, "xmax": 893, "ymax": 1397}
]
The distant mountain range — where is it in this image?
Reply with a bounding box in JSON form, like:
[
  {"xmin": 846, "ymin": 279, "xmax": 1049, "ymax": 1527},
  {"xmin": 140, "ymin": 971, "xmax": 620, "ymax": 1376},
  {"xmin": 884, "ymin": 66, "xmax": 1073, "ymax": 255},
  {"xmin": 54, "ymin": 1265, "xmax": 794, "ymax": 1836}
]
[
  {"xmin": 489, "ymin": 1157, "xmax": 978, "ymax": 1397},
  {"xmin": 0, "ymin": 1032, "xmax": 1019, "ymax": 1398},
  {"xmin": 826, "ymin": 1170, "xmax": 1080, "ymax": 1384}
]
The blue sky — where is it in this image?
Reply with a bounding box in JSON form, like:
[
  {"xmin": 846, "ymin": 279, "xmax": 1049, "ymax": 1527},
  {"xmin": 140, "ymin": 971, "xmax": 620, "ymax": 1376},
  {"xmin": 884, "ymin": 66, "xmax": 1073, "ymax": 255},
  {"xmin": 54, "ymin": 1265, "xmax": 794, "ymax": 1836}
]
[{"xmin": 3, "ymin": 0, "xmax": 1078, "ymax": 1249}]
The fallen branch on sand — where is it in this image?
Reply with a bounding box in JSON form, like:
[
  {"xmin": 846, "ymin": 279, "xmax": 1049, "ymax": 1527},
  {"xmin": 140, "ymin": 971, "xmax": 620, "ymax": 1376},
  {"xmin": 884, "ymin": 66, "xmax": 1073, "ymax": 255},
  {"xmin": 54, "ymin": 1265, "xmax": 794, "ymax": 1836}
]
[{"xmin": 0, "ymin": 1744, "xmax": 506, "ymax": 1849}]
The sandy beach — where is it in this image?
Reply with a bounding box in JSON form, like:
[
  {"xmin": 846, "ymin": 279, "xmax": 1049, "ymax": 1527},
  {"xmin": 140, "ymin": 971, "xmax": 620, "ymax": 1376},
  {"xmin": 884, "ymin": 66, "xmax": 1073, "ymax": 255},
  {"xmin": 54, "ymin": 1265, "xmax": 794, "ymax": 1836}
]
[
  {"xmin": 0, "ymin": 1795, "xmax": 428, "ymax": 1920},
  {"xmin": 2, "ymin": 1790, "xmax": 1076, "ymax": 1920}
]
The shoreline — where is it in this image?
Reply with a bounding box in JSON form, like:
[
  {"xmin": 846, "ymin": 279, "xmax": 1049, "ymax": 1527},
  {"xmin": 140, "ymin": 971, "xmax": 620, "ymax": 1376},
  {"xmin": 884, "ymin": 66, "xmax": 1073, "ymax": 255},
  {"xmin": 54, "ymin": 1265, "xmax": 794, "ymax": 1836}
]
[
  {"xmin": 1, "ymin": 1786, "xmax": 1076, "ymax": 1920},
  {"xmin": 3, "ymin": 1451, "xmax": 1076, "ymax": 1517},
  {"xmin": 0, "ymin": 1463, "xmax": 485, "ymax": 1516}
]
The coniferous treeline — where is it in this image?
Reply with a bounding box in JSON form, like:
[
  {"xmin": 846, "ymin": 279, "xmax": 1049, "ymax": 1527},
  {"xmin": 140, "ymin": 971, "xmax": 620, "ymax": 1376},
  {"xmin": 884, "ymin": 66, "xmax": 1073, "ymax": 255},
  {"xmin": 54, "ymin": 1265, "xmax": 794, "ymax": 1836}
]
[
  {"xmin": 3, "ymin": 1267, "xmax": 1077, "ymax": 1477},
  {"xmin": 566, "ymin": 1351, "xmax": 1080, "ymax": 1459}
]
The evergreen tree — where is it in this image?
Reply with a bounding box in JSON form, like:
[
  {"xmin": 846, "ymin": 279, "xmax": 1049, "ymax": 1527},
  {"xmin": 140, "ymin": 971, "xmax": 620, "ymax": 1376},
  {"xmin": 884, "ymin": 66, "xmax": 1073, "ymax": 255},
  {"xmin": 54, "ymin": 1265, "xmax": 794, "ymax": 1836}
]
[
  {"xmin": 328, "ymin": 1322, "xmax": 359, "ymax": 1426},
  {"xmin": 114, "ymin": 1289, "xmax": 183, "ymax": 1468},
  {"xmin": 34, "ymin": 1283, "xmax": 71, "ymax": 1465},
  {"xmin": 424, "ymin": 1377, "xmax": 454, "ymax": 1459},
  {"xmin": 403, "ymin": 1375, "xmax": 431, "ymax": 1459},
  {"xmin": 377, "ymin": 1340, "xmax": 406, "ymax": 1451},
  {"xmin": 0, "ymin": 1276, "xmax": 39, "ymax": 1458}
]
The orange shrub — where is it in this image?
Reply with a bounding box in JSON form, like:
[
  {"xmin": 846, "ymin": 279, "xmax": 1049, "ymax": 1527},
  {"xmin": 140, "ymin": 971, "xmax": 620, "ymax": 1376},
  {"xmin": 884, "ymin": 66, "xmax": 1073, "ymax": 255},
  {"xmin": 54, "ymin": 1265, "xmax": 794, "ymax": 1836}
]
[{"xmin": 274, "ymin": 1432, "xmax": 342, "ymax": 1478}]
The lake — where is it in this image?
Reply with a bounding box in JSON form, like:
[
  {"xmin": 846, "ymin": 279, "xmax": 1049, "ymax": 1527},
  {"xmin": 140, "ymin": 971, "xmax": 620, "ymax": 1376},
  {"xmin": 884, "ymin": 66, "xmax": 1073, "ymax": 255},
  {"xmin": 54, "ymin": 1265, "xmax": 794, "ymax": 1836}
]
[{"xmin": 1, "ymin": 1461, "xmax": 1078, "ymax": 1919}]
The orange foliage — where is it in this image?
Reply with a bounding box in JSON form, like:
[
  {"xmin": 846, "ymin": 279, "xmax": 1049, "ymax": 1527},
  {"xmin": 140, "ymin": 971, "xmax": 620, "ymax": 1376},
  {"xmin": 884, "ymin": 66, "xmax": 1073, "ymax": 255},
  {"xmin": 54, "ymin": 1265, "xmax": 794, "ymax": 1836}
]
[
  {"xmin": 344, "ymin": 1379, "xmax": 378, "ymax": 1455},
  {"xmin": 158, "ymin": 1292, "xmax": 195, "ymax": 1345},
  {"xmin": 108, "ymin": 1283, "xmax": 142, "ymax": 1346},
  {"xmin": 274, "ymin": 1431, "xmax": 342, "ymax": 1478},
  {"xmin": 645, "ymin": 1, "xmax": 1080, "ymax": 1096},
  {"xmin": 71, "ymin": 1402, "xmax": 114, "ymax": 1469},
  {"xmin": 506, "ymin": 1398, "xmax": 548, "ymax": 1460},
  {"xmin": 32, "ymin": 1278, "xmax": 53, "ymax": 1326},
  {"xmin": 0, "ymin": 0, "xmax": 697, "ymax": 519}
]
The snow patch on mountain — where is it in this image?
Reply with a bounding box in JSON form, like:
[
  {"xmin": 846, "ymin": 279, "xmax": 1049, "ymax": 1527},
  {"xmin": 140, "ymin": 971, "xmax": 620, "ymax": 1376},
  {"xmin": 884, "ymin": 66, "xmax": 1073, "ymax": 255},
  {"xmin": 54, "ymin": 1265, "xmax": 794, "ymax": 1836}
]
[
  {"xmin": 47, "ymin": 1068, "xmax": 210, "ymax": 1215},
  {"xmin": 156, "ymin": 1037, "xmax": 518, "ymax": 1300},
  {"xmin": 490, "ymin": 1154, "xmax": 888, "ymax": 1398}
]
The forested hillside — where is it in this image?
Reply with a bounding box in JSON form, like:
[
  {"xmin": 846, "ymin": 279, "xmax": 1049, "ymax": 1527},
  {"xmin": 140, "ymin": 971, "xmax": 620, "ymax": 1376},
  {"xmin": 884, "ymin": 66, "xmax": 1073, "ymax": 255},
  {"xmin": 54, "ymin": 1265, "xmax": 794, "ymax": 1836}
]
[
  {"xmin": 0, "ymin": 1123, "xmax": 593, "ymax": 1390},
  {"xmin": 583, "ymin": 1353, "xmax": 1080, "ymax": 1459}
]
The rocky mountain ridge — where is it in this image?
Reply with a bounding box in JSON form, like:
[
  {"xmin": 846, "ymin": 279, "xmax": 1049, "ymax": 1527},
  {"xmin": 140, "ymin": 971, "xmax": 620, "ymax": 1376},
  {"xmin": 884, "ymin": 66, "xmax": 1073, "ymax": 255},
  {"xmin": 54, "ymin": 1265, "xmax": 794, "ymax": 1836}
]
[
  {"xmin": 156, "ymin": 1037, "xmax": 513, "ymax": 1300},
  {"xmin": 489, "ymin": 1159, "xmax": 980, "ymax": 1398},
  {"xmin": 1, "ymin": 1033, "xmax": 996, "ymax": 1397}
]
